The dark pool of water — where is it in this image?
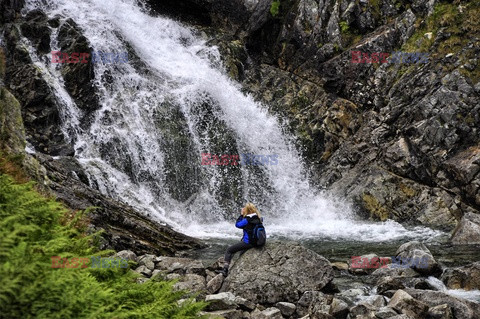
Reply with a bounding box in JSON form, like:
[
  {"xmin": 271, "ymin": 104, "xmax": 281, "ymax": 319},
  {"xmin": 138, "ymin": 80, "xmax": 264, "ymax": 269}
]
[{"xmin": 187, "ymin": 236, "xmax": 480, "ymax": 269}]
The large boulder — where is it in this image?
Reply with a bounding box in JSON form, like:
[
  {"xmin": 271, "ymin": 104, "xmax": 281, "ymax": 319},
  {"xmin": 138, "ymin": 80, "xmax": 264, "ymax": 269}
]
[
  {"xmin": 404, "ymin": 288, "xmax": 480, "ymax": 319},
  {"xmin": 451, "ymin": 213, "xmax": 480, "ymax": 245},
  {"xmin": 394, "ymin": 241, "xmax": 441, "ymax": 276},
  {"xmin": 220, "ymin": 242, "xmax": 334, "ymax": 304},
  {"xmin": 387, "ymin": 290, "xmax": 428, "ymax": 319},
  {"xmin": 441, "ymin": 262, "xmax": 480, "ymax": 291}
]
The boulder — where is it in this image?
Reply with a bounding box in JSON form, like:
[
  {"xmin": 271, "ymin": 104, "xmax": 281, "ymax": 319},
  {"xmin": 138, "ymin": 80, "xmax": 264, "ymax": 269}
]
[
  {"xmin": 349, "ymin": 253, "xmax": 386, "ymax": 275},
  {"xmin": 253, "ymin": 307, "xmax": 282, "ymax": 319},
  {"xmin": 173, "ymin": 274, "xmax": 206, "ymax": 295},
  {"xmin": 296, "ymin": 291, "xmax": 327, "ymax": 317},
  {"xmin": 138, "ymin": 254, "xmax": 155, "ymax": 270},
  {"xmin": 220, "ymin": 242, "xmax": 334, "ymax": 304},
  {"xmin": 376, "ymin": 276, "xmax": 406, "ymax": 295},
  {"xmin": 205, "ymin": 292, "xmax": 238, "ymax": 311},
  {"xmin": 201, "ymin": 309, "xmax": 243, "ymax": 319},
  {"xmin": 371, "ymin": 267, "xmax": 420, "ymax": 278},
  {"xmin": 234, "ymin": 296, "xmax": 255, "ymax": 311},
  {"xmin": 387, "ymin": 290, "xmax": 429, "ymax": 319},
  {"xmin": 394, "ymin": 241, "xmax": 441, "ymax": 276},
  {"xmin": 115, "ymin": 250, "xmax": 137, "ymax": 262},
  {"xmin": 364, "ymin": 295, "xmax": 386, "ymax": 308},
  {"xmin": 330, "ymin": 298, "xmax": 349, "ymax": 319},
  {"xmin": 441, "ymin": 262, "xmax": 480, "ymax": 290},
  {"xmin": 275, "ymin": 302, "xmax": 296, "ymax": 317},
  {"xmin": 427, "ymin": 304, "xmax": 453, "ymax": 319},
  {"xmin": 451, "ymin": 213, "xmax": 480, "ymax": 245},
  {"xmin": 404, "ymin": 288, "xmax": 480, "ymax": 319},
  {"xmin": 375, "ymin": 306, "xmax": 399, "ymax": 319},
  {"xmin": 134, "ymin": 265, "xmax": 152, "ymax": 277},
  {"xmin": 207, "ymin": 274, "xmax": 225, "ymax": 294},
  {"xmin": 349, "ymin": 302, "xmax": 377, "ymax": 318},
  {"xmin": 155, "ymin": 256, "xmax": 206, "ymax": 276}
]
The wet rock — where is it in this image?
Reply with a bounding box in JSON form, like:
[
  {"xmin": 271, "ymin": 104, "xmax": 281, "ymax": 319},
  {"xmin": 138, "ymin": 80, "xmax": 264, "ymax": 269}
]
[
  {"xmin": 275, "ymin": 302, "xmax": 296, "ymax": 317},
  {"xmin": 451, "ymin": 213, "xmax": 480, "ymax": 245},
  {"xmin": 376, "ymin": 277, "xmax": 406, "ymax": 296},
  {"xmin": 335, "ymin": 288, "xmax": 367, "ymax": 305},
  {"xmin": 205, "ymin": 292, "xmax": 238, "ymax": 311},
  {"xmin": 441, "ymin": 262, "xmax": 480, "ymax": 291},
  {"xmin": 394, "ymin": 241, "xmax": 441, "ymax": 276},
  {"xmin": 221, "ymin": 242, "xmax": 334, "ymax": 304},
  {"xmin": 31, "ymin": 153, "xmax": 206, "ymax": 255},
  {"xmin": 387, "ymin": 290, "xmax": 429, "ymax": 319},
  {"xmin": 20, "ymin": 9, "xmax": 50, "ymax": 54},
  {"xmin": 57, "ymin": 18, "xmax": 99, "ymax": 116}
]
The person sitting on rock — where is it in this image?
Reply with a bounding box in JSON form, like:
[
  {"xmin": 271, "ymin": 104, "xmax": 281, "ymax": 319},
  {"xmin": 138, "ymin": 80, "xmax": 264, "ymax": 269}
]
[{"xmin": 217, "ymin": 202, "xmax": 263, "ymax": 277}]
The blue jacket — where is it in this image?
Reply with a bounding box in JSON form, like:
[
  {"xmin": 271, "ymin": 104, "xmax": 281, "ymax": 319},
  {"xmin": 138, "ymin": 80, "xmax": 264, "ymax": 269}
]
[{"xmin": 235, "ymin": 213, "xmax": 263, "ymax": 244}]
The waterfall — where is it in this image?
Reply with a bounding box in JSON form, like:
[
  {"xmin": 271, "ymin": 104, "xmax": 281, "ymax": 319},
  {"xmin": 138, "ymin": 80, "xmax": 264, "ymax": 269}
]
[{"xmin": 23, "ymin": 0, "xmax": 443, "ymax": 241}]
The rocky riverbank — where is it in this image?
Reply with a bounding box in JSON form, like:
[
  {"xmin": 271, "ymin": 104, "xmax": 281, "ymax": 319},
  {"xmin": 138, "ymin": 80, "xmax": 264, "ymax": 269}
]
[{"xmin": 122, "ymin": 241, "xmax": 480, "ymax": 319}]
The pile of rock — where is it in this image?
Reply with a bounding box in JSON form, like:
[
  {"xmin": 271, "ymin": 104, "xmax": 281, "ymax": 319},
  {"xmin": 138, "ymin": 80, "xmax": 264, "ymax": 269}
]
[{"xmin": 121, "ymin": 241, "xmax": 479, "ymax": 318}]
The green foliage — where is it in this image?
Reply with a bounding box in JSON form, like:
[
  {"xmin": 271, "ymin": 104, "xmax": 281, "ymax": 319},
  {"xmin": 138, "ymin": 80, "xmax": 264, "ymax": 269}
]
[
  {"xmin": 339, "ymin": 21, "xmax": 350, "ymax": 34},
  {"xmin": 270, "ymin": 0, "xmax": 281, "ymax": 17},
  {"xmin": 0, "ymin": 174, "xmax": 206, "ymax": 318},
  {"xmin": 401, "ymin": 1, "xmax": 480, "ymax": 82}
]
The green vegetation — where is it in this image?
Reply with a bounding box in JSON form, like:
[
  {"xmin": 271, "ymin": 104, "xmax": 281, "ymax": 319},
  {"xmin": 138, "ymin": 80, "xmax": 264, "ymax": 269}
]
[
  {"xmin": 402, "ymin": 1, "xmax": 480, "ymax": 81},
  {"xmin": 339, "ymin": 21, "xmax": 350, "ymax": 34},
  {"xmin": 270, "ymin": 0, "xmax": 281, "ymax": 17},
  {"xmin": 0, "ymin": 173, "xmax": 206, "ymax": 318}
]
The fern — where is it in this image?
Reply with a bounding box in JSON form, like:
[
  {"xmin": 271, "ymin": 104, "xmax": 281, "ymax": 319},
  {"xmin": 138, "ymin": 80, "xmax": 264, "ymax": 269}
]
[{"xmin": 0, "ymin": 174, "xmax": 206, "ymax": 318}]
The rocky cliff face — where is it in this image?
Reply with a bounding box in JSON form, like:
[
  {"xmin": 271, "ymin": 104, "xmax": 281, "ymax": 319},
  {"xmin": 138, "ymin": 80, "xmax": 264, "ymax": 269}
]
[{"xmin": 147, "ymin": 0, "xmax": 480, "ymax": 239}]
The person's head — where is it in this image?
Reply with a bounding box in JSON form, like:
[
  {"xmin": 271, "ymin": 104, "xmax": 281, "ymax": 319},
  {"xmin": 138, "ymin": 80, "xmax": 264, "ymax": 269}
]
[{"xmin": 242, "ymin": 202, "xmax": 261, "ymax": 218}]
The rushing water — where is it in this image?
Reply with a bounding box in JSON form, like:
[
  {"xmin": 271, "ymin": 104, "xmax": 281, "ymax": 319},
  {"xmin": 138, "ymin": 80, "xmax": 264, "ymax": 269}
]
[{"xmin": 23, "ymin": 0, "xmax": 445, "ymax": 243}]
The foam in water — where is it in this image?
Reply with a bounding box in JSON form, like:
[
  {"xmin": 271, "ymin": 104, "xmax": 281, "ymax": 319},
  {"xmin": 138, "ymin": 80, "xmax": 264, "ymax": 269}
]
[
  {"xmin": 426, "ymin": 277, "xmax": 480, "ymax": 303},
  {"xmin": 24, "ymin": 0, "xmax": 444, "ymax": 242}
]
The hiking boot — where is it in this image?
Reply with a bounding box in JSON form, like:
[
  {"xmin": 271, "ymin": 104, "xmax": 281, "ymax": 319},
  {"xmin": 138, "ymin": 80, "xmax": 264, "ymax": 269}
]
[{"xmin": 215, "ymin": 266, "xmax": 229, "ymax": 277}]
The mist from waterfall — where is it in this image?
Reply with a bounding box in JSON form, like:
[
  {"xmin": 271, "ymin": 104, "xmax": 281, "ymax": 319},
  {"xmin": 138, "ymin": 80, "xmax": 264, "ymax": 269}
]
[{"xmin": 23, "ymin": 0, "xmax": 444, "ymax": 242}]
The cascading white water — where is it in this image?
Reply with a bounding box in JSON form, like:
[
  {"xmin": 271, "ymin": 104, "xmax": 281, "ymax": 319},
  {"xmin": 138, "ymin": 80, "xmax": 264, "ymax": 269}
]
[
  {"xmin": 24, "ymin": 0, "xmax": 444, "ymax": 241},
  {"xmin": 426, "ymin": 277, "xmax": 480, "ymax": 303}
]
